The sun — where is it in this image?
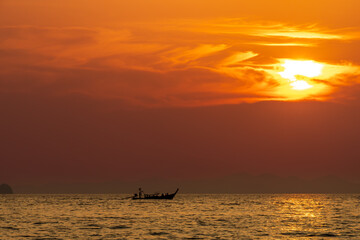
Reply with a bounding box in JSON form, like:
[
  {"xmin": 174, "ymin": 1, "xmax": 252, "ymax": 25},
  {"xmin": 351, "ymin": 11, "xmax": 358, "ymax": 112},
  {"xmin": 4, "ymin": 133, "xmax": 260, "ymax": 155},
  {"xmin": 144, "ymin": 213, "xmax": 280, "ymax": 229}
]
[
  {"xmin": 290, "ymin": 80, "xmax": 313, "ymax": 90},
  {"xmin": 278, "ymin": 60, "xmax": 324, "ymax": 90}
]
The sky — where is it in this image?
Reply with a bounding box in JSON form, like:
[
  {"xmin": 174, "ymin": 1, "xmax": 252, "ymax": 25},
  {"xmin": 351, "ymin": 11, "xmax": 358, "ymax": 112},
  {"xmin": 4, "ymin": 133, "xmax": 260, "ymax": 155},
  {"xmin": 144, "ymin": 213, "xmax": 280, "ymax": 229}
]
[{"xmin": 1, "ymin": 0, "xmax": 360, "ymax": 185}]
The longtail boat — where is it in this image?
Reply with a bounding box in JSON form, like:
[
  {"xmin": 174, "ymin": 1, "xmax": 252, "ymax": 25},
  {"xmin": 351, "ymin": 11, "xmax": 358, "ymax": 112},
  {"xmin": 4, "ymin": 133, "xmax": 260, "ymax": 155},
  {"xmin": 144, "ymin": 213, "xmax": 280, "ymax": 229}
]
[{"xmin": 132, "ymin": 188, "xmax": 179, "ymax": 200}]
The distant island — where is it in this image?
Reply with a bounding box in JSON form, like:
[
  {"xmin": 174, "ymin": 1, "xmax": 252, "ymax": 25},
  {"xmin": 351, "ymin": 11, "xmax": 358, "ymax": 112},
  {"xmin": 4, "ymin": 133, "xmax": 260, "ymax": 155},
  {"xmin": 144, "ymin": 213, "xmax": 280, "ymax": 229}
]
[{"xmin": 0, "ymin": 184, "xmax": 13, "ymax": 194}]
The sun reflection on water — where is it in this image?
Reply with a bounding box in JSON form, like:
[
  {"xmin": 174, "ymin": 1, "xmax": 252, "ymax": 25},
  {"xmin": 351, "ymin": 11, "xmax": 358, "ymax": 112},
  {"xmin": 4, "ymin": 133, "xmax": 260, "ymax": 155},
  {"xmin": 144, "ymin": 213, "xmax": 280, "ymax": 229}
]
[{"xmin": 0, "ymin": 194, "xmax": 359, "ymax": 239}]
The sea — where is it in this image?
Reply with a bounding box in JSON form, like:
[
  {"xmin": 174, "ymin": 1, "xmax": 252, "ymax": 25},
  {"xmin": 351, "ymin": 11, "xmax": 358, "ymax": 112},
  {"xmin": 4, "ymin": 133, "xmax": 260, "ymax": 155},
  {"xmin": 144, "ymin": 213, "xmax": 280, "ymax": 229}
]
[{"xmin": 0, "ymin": 194, "xmax": 359, "ymax": 239}]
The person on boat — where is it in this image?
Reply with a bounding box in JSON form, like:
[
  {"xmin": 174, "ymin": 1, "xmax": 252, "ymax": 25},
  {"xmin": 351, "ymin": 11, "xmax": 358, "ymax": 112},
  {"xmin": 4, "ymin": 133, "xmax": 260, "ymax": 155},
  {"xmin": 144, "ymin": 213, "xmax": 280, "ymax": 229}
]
[{"xmin": 138, "ymin": 188, "xmax": 144, "ymax": 198}]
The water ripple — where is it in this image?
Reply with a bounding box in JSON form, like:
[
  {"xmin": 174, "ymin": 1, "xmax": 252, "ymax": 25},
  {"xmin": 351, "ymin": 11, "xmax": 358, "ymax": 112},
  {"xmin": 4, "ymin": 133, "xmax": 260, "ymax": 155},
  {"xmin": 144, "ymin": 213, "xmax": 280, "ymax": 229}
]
[{"xmin": 0, "ymin": 194, "xmax": 359, "ymax": 239}]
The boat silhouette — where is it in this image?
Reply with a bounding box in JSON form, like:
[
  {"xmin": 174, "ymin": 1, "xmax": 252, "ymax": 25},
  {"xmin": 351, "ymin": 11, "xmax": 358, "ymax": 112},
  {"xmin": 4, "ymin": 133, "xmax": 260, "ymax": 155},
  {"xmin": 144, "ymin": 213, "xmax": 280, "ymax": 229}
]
[{"xmin": 132, "ymin": 188, "xmax": 179, "ymax": 200}]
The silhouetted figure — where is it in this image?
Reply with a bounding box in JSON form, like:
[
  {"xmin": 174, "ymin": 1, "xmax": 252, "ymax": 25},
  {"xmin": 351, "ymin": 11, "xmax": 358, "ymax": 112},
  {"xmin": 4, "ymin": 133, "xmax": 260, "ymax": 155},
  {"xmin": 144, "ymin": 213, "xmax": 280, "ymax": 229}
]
[
  {"xmin": 138, "ymin": 188, "xmax": 144, "ymax": 198},
  {"xmin": 0, "ymin": 184, "xmax": 13, "ymax": 194}
]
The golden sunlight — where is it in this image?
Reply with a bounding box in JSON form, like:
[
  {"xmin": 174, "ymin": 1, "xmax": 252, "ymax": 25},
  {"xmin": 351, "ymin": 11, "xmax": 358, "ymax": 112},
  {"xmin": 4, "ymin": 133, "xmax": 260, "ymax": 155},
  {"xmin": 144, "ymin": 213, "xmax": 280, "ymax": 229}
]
[
  {"xmin": 278, "ymin": 60, "xmax": 324, "ymax": 90},
  {"xmin": 279, "ymin": 60, "xmax": 323, "ymax": 81},
  {"xmin": 290, "ymin": 80, "xmax": 313, "ymax": 90}
]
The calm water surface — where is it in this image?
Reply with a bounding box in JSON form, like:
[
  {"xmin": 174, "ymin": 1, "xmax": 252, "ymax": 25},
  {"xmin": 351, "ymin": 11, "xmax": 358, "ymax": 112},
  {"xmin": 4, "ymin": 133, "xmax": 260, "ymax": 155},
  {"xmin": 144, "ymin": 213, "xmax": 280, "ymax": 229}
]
[{"xmin": 0, "ymin": 194, "xmax": 359, "ymax": 239}]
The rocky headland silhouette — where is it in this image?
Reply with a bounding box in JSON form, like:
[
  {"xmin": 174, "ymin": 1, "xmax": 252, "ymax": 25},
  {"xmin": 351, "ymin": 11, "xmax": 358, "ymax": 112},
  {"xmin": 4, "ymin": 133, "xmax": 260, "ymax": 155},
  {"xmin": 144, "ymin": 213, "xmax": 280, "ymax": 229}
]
[{"xmin": 0, "ymin": 183, "xmax": 13, "ymax": 194}]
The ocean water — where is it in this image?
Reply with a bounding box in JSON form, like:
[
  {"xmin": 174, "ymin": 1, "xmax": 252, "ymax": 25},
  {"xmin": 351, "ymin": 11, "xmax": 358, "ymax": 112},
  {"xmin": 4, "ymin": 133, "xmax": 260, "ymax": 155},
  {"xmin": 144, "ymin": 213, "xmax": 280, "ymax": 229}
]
[{"xmin": 0, "ymin": 194, "xmax": 359, "ymax": 239}]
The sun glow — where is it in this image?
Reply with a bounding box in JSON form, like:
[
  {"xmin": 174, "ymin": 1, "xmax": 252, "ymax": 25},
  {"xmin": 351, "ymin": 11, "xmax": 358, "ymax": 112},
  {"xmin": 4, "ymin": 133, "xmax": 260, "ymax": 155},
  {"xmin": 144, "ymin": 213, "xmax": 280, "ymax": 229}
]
[
  {"xmin": 290, "ymin": 80, "xmax": 313, "ymax": 90},
  {"xmin": 279, "ymin": 60, "xmax": 324, "ymax": 90}
]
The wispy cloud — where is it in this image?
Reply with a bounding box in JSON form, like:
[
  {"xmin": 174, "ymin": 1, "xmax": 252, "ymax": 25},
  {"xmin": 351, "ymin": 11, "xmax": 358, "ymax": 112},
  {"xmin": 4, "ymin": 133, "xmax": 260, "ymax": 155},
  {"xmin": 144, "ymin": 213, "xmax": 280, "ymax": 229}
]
[{"xmin": 0, "ymin": 18, "xmax": 359, "ymax": 107}]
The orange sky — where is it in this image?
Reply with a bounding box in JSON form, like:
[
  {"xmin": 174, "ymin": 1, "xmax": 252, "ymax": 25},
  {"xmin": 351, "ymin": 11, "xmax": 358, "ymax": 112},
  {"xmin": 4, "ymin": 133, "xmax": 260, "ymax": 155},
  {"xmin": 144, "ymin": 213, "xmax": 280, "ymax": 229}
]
[
  {"xmin": 1, "ymin": 0, "xmax": 360, "ymax": 184},
  {"xmin": 1, "ymin": 0, "xmax": 360, "ymax": 107}
]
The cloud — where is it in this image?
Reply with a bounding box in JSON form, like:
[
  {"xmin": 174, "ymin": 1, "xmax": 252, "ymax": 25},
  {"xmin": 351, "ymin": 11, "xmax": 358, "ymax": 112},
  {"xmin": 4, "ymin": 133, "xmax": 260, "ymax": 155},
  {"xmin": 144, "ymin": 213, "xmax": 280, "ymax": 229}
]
[
  {"xmin": 0, "ymin": 19, "xmax": 359, "ymax": 107},
  {"xmin": 220, "ymin": 51, "xmax": 259, "ymax": 67}
]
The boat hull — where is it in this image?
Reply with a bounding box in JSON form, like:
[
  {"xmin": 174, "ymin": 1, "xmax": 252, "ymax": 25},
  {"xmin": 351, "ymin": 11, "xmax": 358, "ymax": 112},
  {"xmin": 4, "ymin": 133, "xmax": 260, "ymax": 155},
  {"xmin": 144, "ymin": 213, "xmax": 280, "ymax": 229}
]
[{"xmin": 132, "ymin": 188, "xmax": 179, "ymax": 200}]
